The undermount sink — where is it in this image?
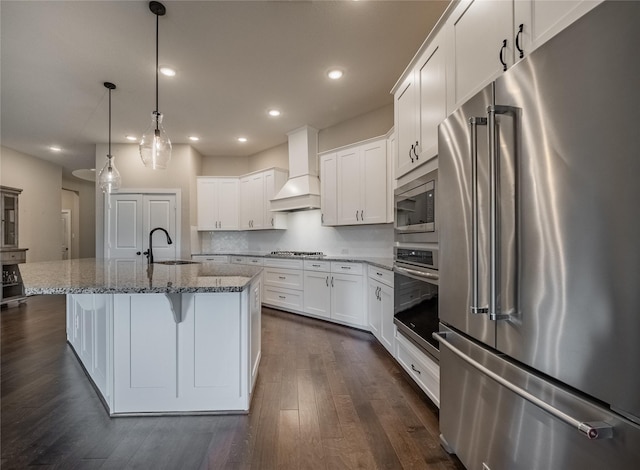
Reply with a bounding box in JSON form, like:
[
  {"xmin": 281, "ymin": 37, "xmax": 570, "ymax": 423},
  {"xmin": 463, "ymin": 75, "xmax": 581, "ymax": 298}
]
[{"xmin": 154, "ymin": 260, "xmax": 200, "ymax": 265}]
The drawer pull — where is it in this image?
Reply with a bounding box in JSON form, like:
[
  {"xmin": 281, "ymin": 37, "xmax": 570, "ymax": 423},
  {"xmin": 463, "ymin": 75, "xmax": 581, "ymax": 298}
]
[
  {"xmin": 411, "ymin": 364, "xmax": 422, "ymax": 375},
  {"xmin": 312, "ymin": 264, "xmax": 321, "ymax": 267},
  {"xmin": 278, "ymin": 276, "xmax": 286, "ymax": 279},
  {"xmin": 376, "ymin": 272, "xmax": 383, "ymax": 276},
  {"xmin": 341, "ymin": 266, "xmax": 351, "ymax": 270},
  {"xmin": 278, "ymin": 295, "xmax": 286, "ymax": 299}
]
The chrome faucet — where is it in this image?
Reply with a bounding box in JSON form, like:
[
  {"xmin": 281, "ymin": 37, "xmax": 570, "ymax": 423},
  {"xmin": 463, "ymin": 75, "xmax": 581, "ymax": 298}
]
[{"xmin": 144, "ymin": 227, "xmax": 173, "ymax": 264}]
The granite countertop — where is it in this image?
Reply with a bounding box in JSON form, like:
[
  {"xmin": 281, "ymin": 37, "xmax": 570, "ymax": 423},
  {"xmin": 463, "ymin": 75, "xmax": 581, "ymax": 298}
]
[
  {"xmin": 194, "ymin": 252, "xmax": 394, "ymax": 271},
  {"xmin": 19, "ymin": 258, "xmax": 262, "ymax": 295}
]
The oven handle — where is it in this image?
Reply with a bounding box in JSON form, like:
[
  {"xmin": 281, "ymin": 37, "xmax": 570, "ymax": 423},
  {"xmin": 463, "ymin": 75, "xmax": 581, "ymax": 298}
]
[{"xmin": 394, "ymin": 265, "xmax": 439, "ymax": 283}]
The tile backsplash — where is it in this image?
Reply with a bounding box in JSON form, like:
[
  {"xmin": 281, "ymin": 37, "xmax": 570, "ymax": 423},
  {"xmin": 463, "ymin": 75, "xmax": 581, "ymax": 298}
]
[{"xmin": 198, "ymin": 209, "xmax": 393, "ymax": 257}]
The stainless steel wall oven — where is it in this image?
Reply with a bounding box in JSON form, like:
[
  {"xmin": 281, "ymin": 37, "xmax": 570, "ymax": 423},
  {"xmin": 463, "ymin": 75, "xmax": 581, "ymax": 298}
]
[
  {"xmin": 393, "ymin": 244, "xmax": 439, "ymax": 361},
  {"xmin": 394, "ymin": 170, "xmax": 437, "ymax": 244}
]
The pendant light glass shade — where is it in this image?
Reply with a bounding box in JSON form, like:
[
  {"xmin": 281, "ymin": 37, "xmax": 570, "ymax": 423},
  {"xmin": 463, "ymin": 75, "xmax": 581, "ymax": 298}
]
[
  {"xmin": 139, "ymin": 111, "xmax": 172, "ymax": 169},
  {"xmin": 140, "ymin": 1, "xmax": 171, "ymax": 169},
  {"xmin": 98, "ymin": 82, "xmax": 121, "ymax": 193},
  {"xmin": 98, "ymin": 156, "xmax": 121, "ymax": 193}
]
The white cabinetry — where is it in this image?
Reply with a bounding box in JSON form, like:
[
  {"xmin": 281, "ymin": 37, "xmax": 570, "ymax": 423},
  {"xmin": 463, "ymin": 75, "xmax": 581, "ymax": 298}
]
[
  {"xmin": 302, "ymin": 261, "xmax": 366, "ymax": 328},
  {"xmin": 262, "ymin": 258, "xmax": 304, "ymax": 312},
  {"xmin": 319, "ymin": 153, "xmax": 337, "ymax": 226},
  {"xmin": 395, "ymin": 332, "xmax": 440, "ymax": 408},
  {"xmin": 513, "ymin": 0, "xmax": 602, "ymax": 62},
  {"xmin": 230, "ymin": 255, "xmax": 264, "ymax": 267},
  {"xmin": 394, "ymin": 28, "xmax": 447, "ymax": 180},
  {"xmin": 367, "ymin": 266, "xmax": 394, "ymax": 355},
  {"xmin": 446, "ymin": 0, "xmax": 514, "ymax": 109},
  {"xmin": 191, "ymin": 254, "xmax": 229, "ymax": 264},
  {"xmin": 321, "ymin": 138, "xmax": 388, "ymax": 226},
  {"xmin": 240, "ymin": 168, "xmax": 288, "ymax": 230},
  {"xmin": 196, "ymin": 177, "xmax": 239, "ymax": 231}
]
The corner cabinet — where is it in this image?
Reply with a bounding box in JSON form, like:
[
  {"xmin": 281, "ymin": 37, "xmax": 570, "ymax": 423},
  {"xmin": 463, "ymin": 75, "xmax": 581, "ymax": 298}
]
[
  {"xmin": 197, "ymin": 177, "xmax": 239, "ymax": 231},
  {"xmin": 320, "ymin": 137, "xmax": 390, "ymax": 227},
  {"xmin": 240, "ymin": 168, "xmax": 288, "ymax": 230}
]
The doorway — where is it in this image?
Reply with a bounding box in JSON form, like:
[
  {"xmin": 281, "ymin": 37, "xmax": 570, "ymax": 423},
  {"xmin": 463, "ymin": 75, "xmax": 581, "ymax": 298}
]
[{"xmin": 61, "ymin": 210, "xmax": 71, "ymax": 260}]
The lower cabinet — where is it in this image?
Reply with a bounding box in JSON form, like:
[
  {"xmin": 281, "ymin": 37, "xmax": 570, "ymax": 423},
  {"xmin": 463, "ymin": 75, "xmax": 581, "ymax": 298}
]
[
  {"xmin": 303, "ymin": 261, "xmax": 367, "ymax": 329},
  {"xmin": 367, "ymin": 266, "xmax": 395, "ymax": 355},
  {"xmin": 261, "ymin": 258, "xmax": 304, "ymax": 312},
  {"xmin": 66, "ymin": 279, "xmax": 261, "ymax": 415},
  {"xmin": 395, "ymin": 331, "xmax": 440, "ymax": 408}
]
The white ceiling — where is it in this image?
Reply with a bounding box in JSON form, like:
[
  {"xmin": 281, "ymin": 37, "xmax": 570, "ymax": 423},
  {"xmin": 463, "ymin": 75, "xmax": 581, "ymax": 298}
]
[{"xmin": 1, "ymin": 0, "xmax": 449, "ymax": 177}]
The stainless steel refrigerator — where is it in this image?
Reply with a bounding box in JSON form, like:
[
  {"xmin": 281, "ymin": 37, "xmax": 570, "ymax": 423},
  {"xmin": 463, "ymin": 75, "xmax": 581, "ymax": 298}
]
[{"xmin": 435, "ymin": 2, "xmax": 640, "ymax": 469}]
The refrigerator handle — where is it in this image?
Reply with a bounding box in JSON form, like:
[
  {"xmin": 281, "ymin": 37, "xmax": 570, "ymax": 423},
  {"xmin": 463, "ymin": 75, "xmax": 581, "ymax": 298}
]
[
  {"xmin": 469, "ymin": 116, "xmax": 488, "ymax": 315},
  {"xmin": 433, "ymin": 331, "xmax": 614, "ymax": 441}
]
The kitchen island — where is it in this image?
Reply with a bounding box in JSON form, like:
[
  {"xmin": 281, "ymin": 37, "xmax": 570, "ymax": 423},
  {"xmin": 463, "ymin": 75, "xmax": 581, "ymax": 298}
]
[{"xmin": 19, "ymin": 259, "xmax": 263, "ymax": 416}]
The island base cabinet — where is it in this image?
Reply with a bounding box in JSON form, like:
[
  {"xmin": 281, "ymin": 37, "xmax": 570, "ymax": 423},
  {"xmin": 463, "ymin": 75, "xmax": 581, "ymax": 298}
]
[
  {"xmin": 67, "ymin": 285, "xmax": 260, "ymax": 416},
  {"xmin": 113, "ymin": 293, "xmax": 250, "ymax": 414}
]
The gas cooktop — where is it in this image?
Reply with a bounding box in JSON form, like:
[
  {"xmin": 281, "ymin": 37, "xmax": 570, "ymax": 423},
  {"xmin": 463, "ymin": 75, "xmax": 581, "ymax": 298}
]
[{"xmin": 269, "ymin": 251, "xmax": 325, "ymax": 258}]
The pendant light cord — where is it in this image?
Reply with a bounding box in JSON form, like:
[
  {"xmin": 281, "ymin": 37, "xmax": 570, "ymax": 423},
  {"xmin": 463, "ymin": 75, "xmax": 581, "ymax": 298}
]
[
  {"xmin": 108, "ymin": 87, "xmax": 112, "ymax": 158},
  {"xmin": 155, "ymin": 11, "xmax": 159, "ymax": 131}
]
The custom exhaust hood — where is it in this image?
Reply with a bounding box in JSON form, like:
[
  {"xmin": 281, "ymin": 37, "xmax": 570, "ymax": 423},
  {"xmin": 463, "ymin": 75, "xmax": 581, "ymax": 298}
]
[{"xmin": 270, "ymin": 126, "xmax": 321, "ymax": 212}]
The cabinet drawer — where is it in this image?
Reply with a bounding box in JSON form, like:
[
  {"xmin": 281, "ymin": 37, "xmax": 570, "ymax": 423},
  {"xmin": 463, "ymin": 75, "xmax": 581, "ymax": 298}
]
[
  {"xmin": 263, "ymin": 286, "xmax": 303, "ymax": 312},
  {"xmin": 0, "ymin": 251, "xmax": 26, "ymax": 264},
  {"xmin": 303, "ymin": 260, "xmax": 331, "ymax": 272},
  {"xmin": 367, "ymin": 265, "xmax": 393, "ymax": 287},
  {"xmin": 191, "ymin": 255, "xmax": 229, "ymax": 264},
  {"xmin": 395, "ymin": 333, "xmax": 439, "ymax": 408},
  {"xmin": 263, "ymin": 268, "xmax": 304, "ymax": 290},
  {"xmin": 331, "ymin": 261, "xmax": 363, "ymax": 275},
  {"xmin": 230, "ymin": 256, "xmax": 263, "ymax": 266},
  {"xmin": 264, "ymin": 257, "xmax": 304, "ymax": 269}
]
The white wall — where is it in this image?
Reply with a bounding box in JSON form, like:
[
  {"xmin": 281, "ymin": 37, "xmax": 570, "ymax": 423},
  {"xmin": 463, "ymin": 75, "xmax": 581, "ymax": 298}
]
[
  {"xmin": 200, "ymin": 210, "xmax": 393, "ymax": 258},
  {"xmin": 95, "ymin": 143, "xmax": 202, "ymax": 258},
  {"xmin": 0, "ymin": 146, "xmax": 62, "ymax": 262}
]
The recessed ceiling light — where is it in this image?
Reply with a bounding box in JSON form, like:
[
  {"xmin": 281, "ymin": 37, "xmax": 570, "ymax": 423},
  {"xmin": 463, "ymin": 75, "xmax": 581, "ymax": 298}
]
[
  {"xmin": 237, "ymin": 137, "xmax": 248, "ymax": 143},
  {"xmin": 49, "ymin": 146, "xmax": 62, "ymax": 152},
  {"xmin": 189, "ymin": 136, "xmax": 200, "ymax": 141},
  {"xmin": 125, "ymin": 135, "xmax": 138, "ymax": 141},
  {"xmin": 268, "ymin": 109, "xmax": 281, "ymax": 117},
  {"xmin": 327, "ymin": 69, "xmax": 344, "ymax": 80},
  {"xmin": 159, "ymin": 66, "xmax": 176, "ymax": 77}
]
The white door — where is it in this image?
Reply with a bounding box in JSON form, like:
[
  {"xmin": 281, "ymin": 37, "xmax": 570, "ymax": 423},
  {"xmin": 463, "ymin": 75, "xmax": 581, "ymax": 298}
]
[
  {"xmin": 331, "ymin": 273, "xmax": 365, "ymax": 327},
  {"xmin": 303, "ymin": 271, "xmax": 331, "ymax": 319},
  {"xmin": 320, "ymin": 153, "xmax": 337, "ymax": 226},
  {"xmin": 361, "ymin": 140, "xmax": 387, "ymax": 225},
  {"xmin": 106, "ymin": 193, "xmax": 177, "ymax": 260},
  {"xmin": 61, "ymin": 210, "xmax": 71, "ymax": 259},
  {"xmin": 336, "ymin": 148, "xmax": 361, "ymax": 225}
]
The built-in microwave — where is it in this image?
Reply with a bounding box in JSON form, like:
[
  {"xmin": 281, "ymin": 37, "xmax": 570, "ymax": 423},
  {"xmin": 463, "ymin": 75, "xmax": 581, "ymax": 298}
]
[{"xmin": 394, "ymin": 170, "xmax": 437, "ymax": 244}]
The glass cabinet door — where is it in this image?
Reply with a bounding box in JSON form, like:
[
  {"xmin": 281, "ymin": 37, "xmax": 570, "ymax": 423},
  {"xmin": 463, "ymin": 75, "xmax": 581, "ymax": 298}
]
[{"xmin": 1, "ymin": 188, "xmax": 20, "ymax": 249}]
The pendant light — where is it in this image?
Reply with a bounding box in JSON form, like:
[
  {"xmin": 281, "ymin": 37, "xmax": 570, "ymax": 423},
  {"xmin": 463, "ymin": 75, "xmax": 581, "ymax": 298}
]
[
  {"xmin": 98, "ymin": 82, "xmax": 122, "ymax": 193},
  {"xmin": 139, "ymin": 0, "xmax": 172, "ymax": 169}
]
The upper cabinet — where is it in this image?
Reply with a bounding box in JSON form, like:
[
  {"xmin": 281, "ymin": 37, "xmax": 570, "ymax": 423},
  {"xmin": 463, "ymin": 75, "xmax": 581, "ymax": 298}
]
[
  {"xmin": 446, "ymin": 0, "xmax": 514, "ymax": 109},
  {"xmin": 513, "ymin": 0, "xmax": 602, "ymax": 63},
  {"xmin": 393, "ymin": 0, "xmax": 603, "ymax": 180},
  {"xmin": 239, "ymin": 168, "xmax": 288, "ymax": 231},
  {"xmin": 321, "ymin": 137, "xmax": 390, "ymax": 227},
  {"xmin": 394, "ymin": 27, "xmax": 447, "ymax": 180},
  {"xmin": 197, "ymin": 177, "xmax": 239, "ymax": 231}
]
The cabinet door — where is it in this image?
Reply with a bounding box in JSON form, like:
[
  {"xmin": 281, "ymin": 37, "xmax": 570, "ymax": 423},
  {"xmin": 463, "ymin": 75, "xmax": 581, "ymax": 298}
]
[
  {"xmin": 418, "ymin": 34, "xmax": 447, "ymax": 162},
  {"xmin": 368, "ymin": 280, "xmax": 382, "ymax": 339},
  {"xmin": 217, "ymin": 179, "xmax": 239, "ymax": 230},
  {"xmin": 239, "ymin": 176, "xmax": 252, "ymax": 230},
  {"xmin": 361, "ymin": 140, "xmax": 387, "ymax": 225},
  {"xmin": 113, "ymin": 294, "xmax": 178, "ymax": 413},
  {"xmin": 249, "ymin": 173, "xmax": 265, "ymax": 229},
  {"xmin": 513, "ymin": 0, "xmax": 602, "ymax": 61},
  {"xmin": 336, "ymin": 147, "xmax": 361, "ymax": 225},
  {"xmin": 197, "ymin": 178, "xmax": 218, "ymax": 230},
  {"xmin": 179, "ymin": 293, "xmax": 245, "ymax": 410},
  {"xmin": 263, "ymin": 170, "xmax": 287, "ymax": 229},
  {"xmin": 303, "ymin": 271, "xmax": 331, "ymax": 319},
  {"xmin": 320, "ymin": 153, "xmax": 338, "ymax": 226},
  {"xmin": 379, "ymin": 283, "xmax": 395, "ymax": 355},
  {"xmin": 395, "ymin": 72, "xmax": 419, "ymax": 178},
  {"xmin": 331, "ymin": 273, "xmax": 365, "ymax": 327},
  {"xmin": 250, "ymin": 277, "xmax": 261, "ymax": 392},
  {"xmin": 447, "ymin": 0, "xmax": 513, "ymax": 108}
]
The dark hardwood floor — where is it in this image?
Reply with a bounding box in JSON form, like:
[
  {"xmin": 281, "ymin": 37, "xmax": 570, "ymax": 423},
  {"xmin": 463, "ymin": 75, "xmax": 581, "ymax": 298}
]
[{"xmin": 1, "ymin": 295, "xmax": 464, "ymax": 469}]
